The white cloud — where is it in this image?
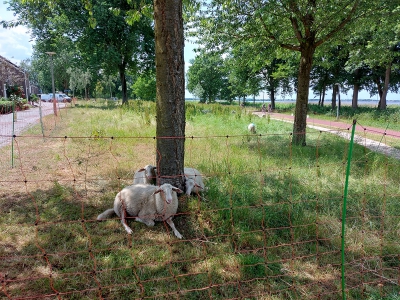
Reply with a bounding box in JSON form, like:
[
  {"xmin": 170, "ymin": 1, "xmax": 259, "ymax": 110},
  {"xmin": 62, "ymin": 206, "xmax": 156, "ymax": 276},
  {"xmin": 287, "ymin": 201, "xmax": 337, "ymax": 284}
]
[{"xmin": 0, "ymin": 5, "xmax": 34, "ymax": 64}]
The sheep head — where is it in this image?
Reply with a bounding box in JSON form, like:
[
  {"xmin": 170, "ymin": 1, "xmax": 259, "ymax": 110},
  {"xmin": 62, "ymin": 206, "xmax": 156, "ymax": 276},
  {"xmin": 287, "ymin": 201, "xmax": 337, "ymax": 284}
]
[{"xmin": 153, "ymin": 183, "xmax": 183, "ymax": 204}]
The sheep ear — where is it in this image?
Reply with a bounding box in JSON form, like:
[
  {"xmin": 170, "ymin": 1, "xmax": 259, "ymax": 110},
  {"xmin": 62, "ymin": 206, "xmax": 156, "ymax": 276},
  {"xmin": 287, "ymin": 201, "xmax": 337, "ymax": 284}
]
[
  {"xmin": 173, "ymin": 187, "xmax": 184, "ymax": 194},
  {"xmin": 194, "ymin": 183, "xmax": 203, "ymax": 189},
  {"xmin": 137, "ymin": 168, "xmax": 145, "ymax": 172},
  {"xmin": 153, "ymin": 188, "xmax": 162, "ymax": 195}
]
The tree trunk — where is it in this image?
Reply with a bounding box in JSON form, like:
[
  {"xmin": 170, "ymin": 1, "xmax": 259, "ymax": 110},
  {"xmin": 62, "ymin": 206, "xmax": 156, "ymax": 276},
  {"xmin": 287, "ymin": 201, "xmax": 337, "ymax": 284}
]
[
  {"xmin": 119, "ymin": 64, "xmax": 128, "ymax": 104},
  {"xmin": 154, "ymin": 0, "xmax": 185, "ymax": 189},
  {"xmin": 270, "ymin": 87, "xmax": 275, "ymax": 110},
  {"xmin": 331, "ymin": 85, "xmax": 337, "ymax": 109},
  {"xmin": 318, "ymin": 90, "xmax": 322, "ymax": 106},
  {"xmin": 321, "ymin": 84, "xmax": 326, "ymax": 107},
  {"xmin": 352, "ymin": 83, "xmax": 359, "ymax": 109},
  {"xmin": 375, "ymin": 77, "xmax": 383, "ymax": 105},
  {"xmin": 379, "ymin": 63, "xmax": 391, "ymax": 110},
  {"xmin": 352, "ymin": 69, "xmax": 359, "ymax": 109},
  {"xmin": 293, "ymin": 46, "xmax": 315, "ymax": 146}
]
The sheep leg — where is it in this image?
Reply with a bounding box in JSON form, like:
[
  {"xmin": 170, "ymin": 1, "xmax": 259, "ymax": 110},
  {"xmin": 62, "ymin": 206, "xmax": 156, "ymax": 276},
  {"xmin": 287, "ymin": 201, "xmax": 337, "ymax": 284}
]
[
  {"xmin": 165, "ymin": 217, "xmax": 183, "ymax": 239},
  {"xmin": 120, "ymin": 209, "xmax": 133, "ymax": 234}
]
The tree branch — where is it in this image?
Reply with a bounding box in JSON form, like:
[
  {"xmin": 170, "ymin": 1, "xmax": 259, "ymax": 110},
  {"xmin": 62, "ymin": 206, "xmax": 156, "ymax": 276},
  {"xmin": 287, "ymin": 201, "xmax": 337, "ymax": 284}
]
[{"xmin": 315, "ymin": 0, "xmax": 360, "ymax": 47}]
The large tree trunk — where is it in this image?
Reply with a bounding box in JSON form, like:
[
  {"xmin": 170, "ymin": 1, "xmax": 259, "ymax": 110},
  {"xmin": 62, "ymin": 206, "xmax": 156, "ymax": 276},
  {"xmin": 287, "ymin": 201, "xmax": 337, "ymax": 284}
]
[
  {"xmin": 293, "ymin": 46, "xmax": 315, "ymax": 146},
  {"xmin": 154, "ymin": 0, "xmax": 185, "ymax": 189},
  {"xmin": 378, "ymin": 63, "xmax": 391, "ymax": 110}
]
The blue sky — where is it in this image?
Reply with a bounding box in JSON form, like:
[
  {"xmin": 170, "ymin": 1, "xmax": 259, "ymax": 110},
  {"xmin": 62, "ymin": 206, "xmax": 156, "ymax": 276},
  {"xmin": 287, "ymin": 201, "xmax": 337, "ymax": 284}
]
[{"xmin": 1, "ymin": 3, "xmax": 398, "ymax": 101}]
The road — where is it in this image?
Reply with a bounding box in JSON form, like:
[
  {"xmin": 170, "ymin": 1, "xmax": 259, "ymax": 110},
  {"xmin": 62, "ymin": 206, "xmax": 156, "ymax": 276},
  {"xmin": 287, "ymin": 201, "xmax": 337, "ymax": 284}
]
[
  {"xmin": 253, "ymin": 111, "xmax": 400, "ymax": 160},
  {"xmin": 0, "ymin": 102, "xmax": 66, "ymax": 148}
]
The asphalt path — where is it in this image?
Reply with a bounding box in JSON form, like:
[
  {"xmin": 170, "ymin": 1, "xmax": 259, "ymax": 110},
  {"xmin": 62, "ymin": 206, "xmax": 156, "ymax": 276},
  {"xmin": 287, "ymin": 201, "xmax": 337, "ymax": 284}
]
[
  {"xmin": 253, "ymin": 111, "xmax": 400, "ymax": 139},
  {"xmin": 0, "ymin": 102, "xmax": 66, "ymax": 148},
  {"xmin": 253, "ymin": 111, "xmax": 400, "ymax": 160}
]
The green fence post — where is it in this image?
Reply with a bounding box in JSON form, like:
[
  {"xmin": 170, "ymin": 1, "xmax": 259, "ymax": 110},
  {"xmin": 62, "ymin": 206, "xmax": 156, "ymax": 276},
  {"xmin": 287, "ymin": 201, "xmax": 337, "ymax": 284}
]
[
  {"xmin": 11, "ymin": 98, "xmax": 15, "ymax": 168},
  {"xmin": 341, "ymin": 119, "xmax": 357, "ymax": 299}
]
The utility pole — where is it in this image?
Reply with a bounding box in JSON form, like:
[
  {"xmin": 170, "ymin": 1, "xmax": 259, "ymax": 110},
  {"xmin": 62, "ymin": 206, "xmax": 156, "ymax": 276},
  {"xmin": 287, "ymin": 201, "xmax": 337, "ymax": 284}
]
[{"xmin": 45, "ymin": 52, "xmax": 57, "ymax": 116}]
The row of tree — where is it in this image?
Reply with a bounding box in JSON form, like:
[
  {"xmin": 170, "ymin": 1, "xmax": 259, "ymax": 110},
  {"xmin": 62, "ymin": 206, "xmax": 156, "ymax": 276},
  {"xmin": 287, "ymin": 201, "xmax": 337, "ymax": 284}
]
[
  {"xmin": 3, "ymin": 0, "xmax": 156, "ymax": 102},
  {"xmin": 188, "ymin": 0, "xmax": 400, "ymax": 145}
]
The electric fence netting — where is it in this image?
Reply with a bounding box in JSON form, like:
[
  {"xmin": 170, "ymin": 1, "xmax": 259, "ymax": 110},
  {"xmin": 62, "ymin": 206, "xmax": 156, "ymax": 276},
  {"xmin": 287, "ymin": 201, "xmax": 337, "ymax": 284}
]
[{"xmin": 0, "ymin": 102, "xmax": 399, "ymax": 299}]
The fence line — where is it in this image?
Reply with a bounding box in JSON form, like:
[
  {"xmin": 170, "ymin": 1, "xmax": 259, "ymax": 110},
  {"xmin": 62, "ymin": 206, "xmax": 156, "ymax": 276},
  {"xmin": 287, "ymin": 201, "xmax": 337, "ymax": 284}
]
[{"xmin": 0, "ymin": 105, "xmax": 399, "ymax": 299}]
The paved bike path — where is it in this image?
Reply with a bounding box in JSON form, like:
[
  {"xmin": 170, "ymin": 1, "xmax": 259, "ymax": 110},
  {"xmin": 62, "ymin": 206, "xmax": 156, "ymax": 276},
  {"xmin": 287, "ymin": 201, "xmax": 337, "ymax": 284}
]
[{"xmin": 253, "ymin": 111, "xmax": 400, "ymax": 139}]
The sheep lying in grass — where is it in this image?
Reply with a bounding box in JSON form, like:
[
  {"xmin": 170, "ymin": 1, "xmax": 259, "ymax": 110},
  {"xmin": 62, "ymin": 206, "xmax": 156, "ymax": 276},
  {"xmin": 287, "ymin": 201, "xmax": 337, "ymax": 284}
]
[
  {"xmin": 97, "ymin": 183, "xmax": 184, "ymax": 238},
  {"xmin": 248, "ymin": 123, "xmax": 256, "ymax": 133},
  {"xmin": 184, "ymin": 167, "xmax": 205, "ymax": 195},
  {"xmin": 133, "ymin": 164, "xmax": 156, "ymax": 185}
]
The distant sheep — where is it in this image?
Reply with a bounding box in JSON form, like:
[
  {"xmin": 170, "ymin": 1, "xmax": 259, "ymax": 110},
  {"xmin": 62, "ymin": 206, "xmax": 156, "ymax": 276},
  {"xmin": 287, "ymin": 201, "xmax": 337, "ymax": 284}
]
[
  {"xmin": 97, "ymin": 183, "xmax": 183, "ymax": 238},
  {"xmin": 133, "ymin": 164, "xmax": 156, "ymax": 185},
  {"xmin": 248, "ymin": 123, "xmax": 256, "ymax": 133},
  {"xmin": 184, "ymin": 167, "xmax": 205, "ymax": 195}
]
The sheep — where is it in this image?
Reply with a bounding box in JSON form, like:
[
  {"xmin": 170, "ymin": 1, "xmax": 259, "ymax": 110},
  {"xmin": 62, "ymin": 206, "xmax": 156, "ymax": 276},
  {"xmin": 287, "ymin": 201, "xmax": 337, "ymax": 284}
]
[
  {"xmin": 97, "ymin": 183, "xmax": 184, "ymax": 239},
  {"xmin": 133, "ymin": 164, "xmax": 156, "ymax": 185},
  {"xmin": 248, "ymin": 123, "xmax": 256, "ymax": 134},
  {"xmin": 184, "ymin": 167, "xmax": 205, "ymax": 195}
]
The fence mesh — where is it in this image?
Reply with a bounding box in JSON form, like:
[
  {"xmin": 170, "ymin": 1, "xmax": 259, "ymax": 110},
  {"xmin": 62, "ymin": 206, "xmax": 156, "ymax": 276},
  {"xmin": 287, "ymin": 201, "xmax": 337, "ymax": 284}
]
[{"xmin": 1, "ymin": 102, "xmax": 399, "ymax": 299}]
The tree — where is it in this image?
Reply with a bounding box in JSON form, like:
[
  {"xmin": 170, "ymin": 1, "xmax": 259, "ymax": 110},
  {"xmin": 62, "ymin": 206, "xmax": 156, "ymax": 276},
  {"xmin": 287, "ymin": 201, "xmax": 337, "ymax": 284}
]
[
  {"xmin": 196, "ymin": 0, "xmax": 363, "ymax": 145},
  {"xmin": 154, "ymin": 0, "xmax": 185, "ymax": 189},
  {"xmin": 344, "ymin": 1, "xmax": 400, "ymax": 110},
  {"xmin": 187, "ymin": 50, "xmax": 228, "ymax": 103},
  {"xmin": 131, "ymin": 71, "xmax": 156, "ymax": 100},
  {"xmin": 4, "ymin": 0, "xmax": 155, "ymax": 104}
]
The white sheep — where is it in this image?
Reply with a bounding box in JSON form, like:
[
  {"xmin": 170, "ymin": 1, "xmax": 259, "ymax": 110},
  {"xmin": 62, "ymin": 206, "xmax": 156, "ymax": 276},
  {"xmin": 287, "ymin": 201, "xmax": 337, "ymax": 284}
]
[
  {"xmin": 133, "ymin": 164, "xmax": 156, "ymax": 185},
  {"xmin": 184, "ymin": 167, "xmax": 205, "ymax": 195},
  {"xmin": 248, "ymin": 123, "xmax": 256, "ymax": 134},
  {"xmin": 97, "ymin": 183, "xmax": 184, "ymax": 238}
]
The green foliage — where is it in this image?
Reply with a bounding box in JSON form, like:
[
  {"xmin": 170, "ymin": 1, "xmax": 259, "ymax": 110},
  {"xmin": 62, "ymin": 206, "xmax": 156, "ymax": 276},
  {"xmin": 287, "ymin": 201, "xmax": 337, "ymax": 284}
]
[
  {"xmin": 131, "ymin": 71, "xmax": 156, "ymax": 101},
  {"xmin": 6, "ymin": 85, "xmax": 26, "ymax": 99},
  {"xmin": 186, "ymin": 50, "xmax": 231, "ymax": 103},
  {"xmin": 0, "ymin": 98, "xmax": 13, "ymax": 114}
]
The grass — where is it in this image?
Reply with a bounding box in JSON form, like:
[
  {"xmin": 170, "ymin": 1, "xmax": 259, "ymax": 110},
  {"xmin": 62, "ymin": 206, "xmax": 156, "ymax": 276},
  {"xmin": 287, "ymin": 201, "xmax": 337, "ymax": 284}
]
[{"xmin": 1, "ymin": 99, "xmax": 399, "ymax": 299}]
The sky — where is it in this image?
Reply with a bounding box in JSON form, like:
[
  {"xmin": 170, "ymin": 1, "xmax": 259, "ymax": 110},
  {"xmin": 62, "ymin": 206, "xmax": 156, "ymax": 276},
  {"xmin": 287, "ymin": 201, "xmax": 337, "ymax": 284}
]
[{"xmin": 1, "ymin": 3, "xmax": 399, "ymax": 101}]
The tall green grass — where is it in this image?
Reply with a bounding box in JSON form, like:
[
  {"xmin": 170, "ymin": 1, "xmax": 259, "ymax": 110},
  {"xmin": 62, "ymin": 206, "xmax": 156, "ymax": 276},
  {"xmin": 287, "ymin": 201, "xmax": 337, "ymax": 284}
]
[{"xmin": 1, "ymin": 100, "xmax": 399, "ymax": 299}]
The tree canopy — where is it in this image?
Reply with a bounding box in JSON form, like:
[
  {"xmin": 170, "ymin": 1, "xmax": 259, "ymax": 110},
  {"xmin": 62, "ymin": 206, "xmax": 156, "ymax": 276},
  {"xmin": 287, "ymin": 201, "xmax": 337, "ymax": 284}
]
[{"xmin": 191, "ymin": 0, "xmax": 400, "ymax": 145}]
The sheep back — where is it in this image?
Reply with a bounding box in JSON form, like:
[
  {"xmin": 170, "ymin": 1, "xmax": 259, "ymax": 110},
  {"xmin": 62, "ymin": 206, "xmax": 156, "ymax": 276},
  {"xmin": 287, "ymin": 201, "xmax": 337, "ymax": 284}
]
[
  {"xmin": 184, "ymin": 167, "xmax": 205, "ymax": 194},
  {"xmin": 114, "ymin": 183, "xmax": 179, "ymax": 222}
]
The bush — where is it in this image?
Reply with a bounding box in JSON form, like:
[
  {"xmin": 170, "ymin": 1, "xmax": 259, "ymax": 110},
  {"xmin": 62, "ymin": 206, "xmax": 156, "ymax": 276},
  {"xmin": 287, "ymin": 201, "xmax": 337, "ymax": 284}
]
[
  {"xmin": 0, "ymin": 98, "xmax": 13, "ymax": 114},
  {"xmin": 0, "ymin": 95, "xmax": 28, "ymax": 114}
]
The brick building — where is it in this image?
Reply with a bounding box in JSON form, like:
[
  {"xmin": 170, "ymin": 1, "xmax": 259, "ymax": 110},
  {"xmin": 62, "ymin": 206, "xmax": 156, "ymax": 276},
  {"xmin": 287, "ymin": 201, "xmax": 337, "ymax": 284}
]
[{"xmin": 0, "ymin": 55, "xmax": 39, "ymax": 99}]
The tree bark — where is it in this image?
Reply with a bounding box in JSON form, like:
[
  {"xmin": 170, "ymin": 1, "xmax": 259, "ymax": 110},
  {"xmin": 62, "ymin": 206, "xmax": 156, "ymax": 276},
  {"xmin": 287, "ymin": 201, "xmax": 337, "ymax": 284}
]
[
  {"xmin": 270, "ymin": 86, "xmax": 275, "ymax": 110},
  {"xmin": 119, "ymin": 63, "xmax": 128, "ymax": 104},
  {"xmin": 352, "ymin": 84, "xmax": 359, "ymax": 109},
  {"xmin": 154, "ymin": 0, "xmax": 185, "ymax": 189},
  {"xmin": 331, "ymin": 85, "xmax": 337, "ymax": 109},
  {"xmin": 352, "ymin": 69, "xmax": 359, "ymax": 109},
  {"xmin": 293, "ymin": 45, "xmax": 315, "ymax": 146},
  {"xmin": 379, "ymin": 63, "xmax": 391, "ymax": 110}
]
